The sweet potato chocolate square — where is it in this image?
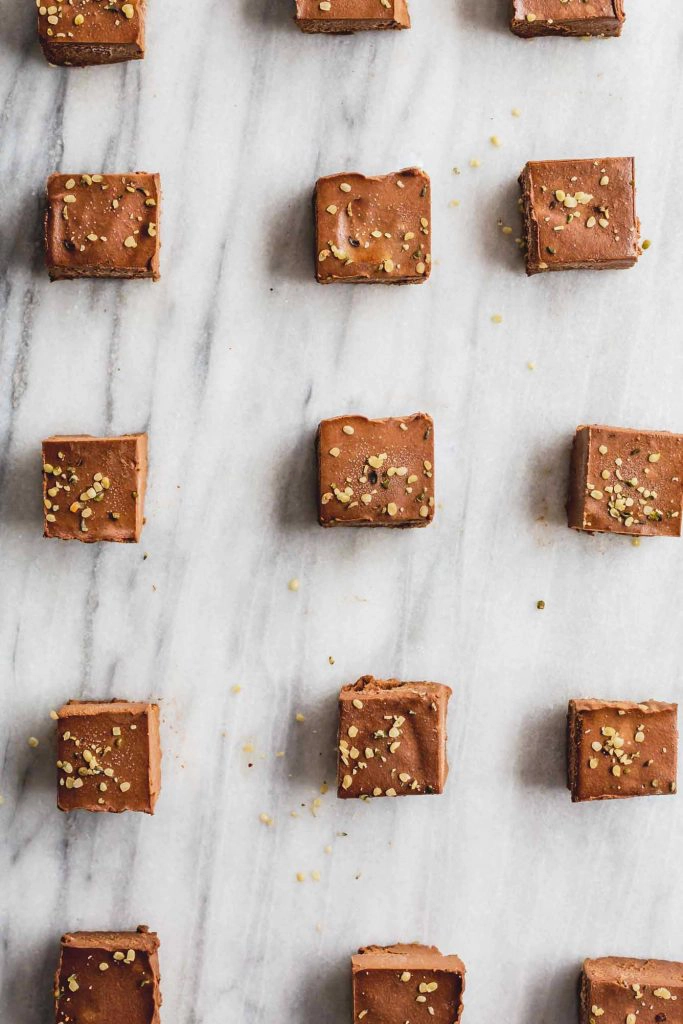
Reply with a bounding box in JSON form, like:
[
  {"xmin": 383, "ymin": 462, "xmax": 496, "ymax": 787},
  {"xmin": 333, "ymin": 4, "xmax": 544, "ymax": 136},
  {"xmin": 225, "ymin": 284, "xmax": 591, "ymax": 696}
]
[
  {"xmin": 55, "ymin": 926, "xmax": 161, "ymax": 1024},
  {"xmin": 295, "ymin": 0, "xmax": 410, "ymax": 33},
  {"xmin": 338, "ymin": 677, "xmax": 451, "ymax": 799},
  {"xmin": 315, "ymin": 168, "xmax": 430, "ymax": 284},
  {"xmin": 580, "ymin": 958, "xmax": 683, "ymax": 1024},
  {"xmin": 519, "ymin": 158, "xmax": 639, "ymax": 274},
  {"xmin": 510, "ymin": 0, "xmax": 625, "ymax": 38},
  {"xmin": 567, "ymin": 699, "xmax": 677, "ymax": 802},
  {"xmin": 567, "ymin": 425, "xmax": 683, "ymax": 536},
  {"xmin": 57, "ymin": 701, "xmax": 161, "ymax": 813},
  {"xmin": 42, "ymin": 434, "xmax": 148, "ymax": 543},
  {"xmin": 45, "ymin": 173, "xmax": 160, "ymax": 280},
  {"xmin": 38, "ymin": 0, "xmax": 145, "ymax": 66},
  {"xmin": 317, "ymin": 413, "xmax": 434, "ymax": 527},
  {"xmin": 353, "ymin": 945, "xmax": 465, "ymax": 1024}
]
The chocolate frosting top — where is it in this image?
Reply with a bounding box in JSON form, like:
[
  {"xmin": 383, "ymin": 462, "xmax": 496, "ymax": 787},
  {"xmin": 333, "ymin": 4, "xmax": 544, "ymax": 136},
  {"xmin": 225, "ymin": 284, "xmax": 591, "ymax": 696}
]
[
  {"xmin": 38, "ymin": 0, "xmax": 143, "ymax": 46},
  {"xmin": 512, "ymin": 0, "xmax": 622, "ymax": 21},
  {"xmin": 56, "ymin": 927, "xmax": 161, "ymax": 1024},
  {"xmin": 521, "ymin": 158, "xmax": 639, "ymax": 270},
  {"xmin": 57, "ymin": 700, "xmax": 161, "ymax": 813},
  {"xmin": 353, "ymin": 944, "xmax": 465, "ymax": 1024},
  {"xmin": 42, "ymin": 434, "xmax": 147, "ymax": 542},
  {"xmin": 45, "ymin": 174, "xmax": 159, "ymax": 276},
  {"xmin": 316, "ymin": 169, "xmax": 430, "ymax": 283},
  {"xmin": 297, "ymin": 0, "xmax": 405, "ymax": 19},
  {"xmin": 583, "ymin": 957, "xmax": 683, "ymax": 1023}
]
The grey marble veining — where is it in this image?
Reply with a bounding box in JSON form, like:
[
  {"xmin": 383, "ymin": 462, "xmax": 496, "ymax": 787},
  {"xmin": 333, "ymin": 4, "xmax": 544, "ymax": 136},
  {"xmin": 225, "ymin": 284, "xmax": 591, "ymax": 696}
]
[{"xmin": 1, "ymin": 1, "xmax": 683, "ymax": 1022}]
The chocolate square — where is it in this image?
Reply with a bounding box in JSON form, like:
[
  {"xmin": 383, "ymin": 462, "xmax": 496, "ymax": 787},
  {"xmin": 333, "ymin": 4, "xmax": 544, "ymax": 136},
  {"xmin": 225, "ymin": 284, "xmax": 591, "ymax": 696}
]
[
  {"xmin": 295, "ymin": 0, "xmax": 410, "ymax": 33},
  {"xmin": 317, "ymin": 413, "xmax": 434, "ymax": 528},
  {"xmin": 567, "ymin": 425, "xmax": 683, "ymax": 536},
  {"xmin": 352, "ymin": 945, "xmax": 465, "ymax": 1024},
  {"xmin": 38, "ymin": 0, "xmax": 145, "ymax": 66},
  {"xmin": 45, "ymin": 173, "xmax": 160, "ymax": 280},
  {"xmin": 338, "ymin": 676, "xmax": 451, "ymax": 799},
  {"xmin": 567, "ymin": 699, "xmax": 677, "ymax": 802},
  {"xmin": 510, "ymin": 0, "xmax": 625, "ymax": 38},
  {"xmin": 315, "ymin": 168, "xmax": 430, "ymax": 284},
  {"xmin": 519, "ymin": 158, "xmax": 639, "ymax": 274},
  {"xmin": 55, "ymin": 926, "xmax": 161, "ymax": 1024},
  {"xmin": 42, "ymin": 434, "xmax": 148, "ymax": 543},
  {"xmin": 56, "ymin": 701, "xmax": 161, "ymax": 813},
  {"xmin": 580, "ymin": 958, "xmax": 683, "ymax": 1024}
]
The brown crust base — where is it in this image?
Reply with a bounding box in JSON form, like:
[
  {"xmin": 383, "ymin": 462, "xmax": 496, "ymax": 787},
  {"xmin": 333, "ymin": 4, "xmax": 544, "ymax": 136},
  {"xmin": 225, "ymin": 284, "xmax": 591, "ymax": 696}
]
[{"xmin": 40, "ymin": 40, "xmax": 144, "ymax": 66}]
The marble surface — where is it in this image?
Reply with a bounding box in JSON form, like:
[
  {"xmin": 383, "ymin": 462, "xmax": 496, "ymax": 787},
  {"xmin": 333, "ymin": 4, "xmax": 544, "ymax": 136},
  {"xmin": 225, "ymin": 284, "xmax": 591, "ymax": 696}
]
[{"xmin": 1, "ymin": 1, "xmax": 683, "ymax": 1021}]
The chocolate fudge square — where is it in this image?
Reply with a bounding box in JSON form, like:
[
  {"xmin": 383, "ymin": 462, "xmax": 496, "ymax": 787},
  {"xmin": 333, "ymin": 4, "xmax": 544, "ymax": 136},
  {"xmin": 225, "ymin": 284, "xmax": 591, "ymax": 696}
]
[
  {"xmin": 57, "ymin": 700, "xmax": 161, "ymax": 813},
  {"xmin": 45, "ymin": 173, "xmax": 160, "ymax": 280},
  {"xmin": 353, "ymin": 945, "xmax": 465, "ymax": 1024},
  {"xmin": 295, "ymin": 0, "xmax": 410, "ymax": 32},
  {"xmin": 315, "ymin": 168, "xmax": 430, "ymax": 283},
  {"xmin": 43, "ymin": 434, "xmax": 148, "ymax": 543},
  {"xmin": 338, "ymin": 676, "xmax": 451, "ymax": 799},
  {"xmin": 567, "ymin": 699, "xmax": 677, "ymax": 802},
  {"xmin": 567, "ymin": 425, "xmax": 683, "ymax": 536},
  {"xmin": 38, "ymin": 0, "xmax": 145, "ymax": 66},
  {"xmin": 55, "ymin": 927, "xmax": 161, "ymax": 1024},
  {"xmin": 581, "ymin": 958, "xmax": 683, "ymax": 1024},
  {"xmin": 510, "ymin": 0, "xmax": 625, "ymax": 38},
  {"xmin": 317, "ymin": 413, "xmax": 434, "ymax": 527},
  {"xmin": 519, "ymin": 158, "xmax": 639, "ymax": 274}
]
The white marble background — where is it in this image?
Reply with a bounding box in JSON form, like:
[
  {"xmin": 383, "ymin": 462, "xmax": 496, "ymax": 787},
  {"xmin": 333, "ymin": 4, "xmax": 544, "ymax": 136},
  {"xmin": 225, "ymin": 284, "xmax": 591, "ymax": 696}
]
[{"xmin": 1, "ymin": 1, "xmax": 683, "ymax": 1021}]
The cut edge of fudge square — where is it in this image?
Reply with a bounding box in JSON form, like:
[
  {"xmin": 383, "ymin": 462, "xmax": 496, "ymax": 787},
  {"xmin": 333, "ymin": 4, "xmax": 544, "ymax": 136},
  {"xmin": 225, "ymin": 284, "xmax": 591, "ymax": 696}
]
[
  {"xmin": 45, "ymin": 172, "xmax": 160, "ymax": 280},
  {"xmin": 42, "ymin": 433, "xmax": 148, "ymax": 543},
  {"xmin": 295, "ymin": 0, "xmax": 410, "ymax": 32},
  {"xmin": 317, "ymin": 413, "xmax": 435, "ymax": 528},
  {"xmin": 519, "ymin": 157, "xmax": 639, "ymax": 275},
  {"xmin": 567, "ymin": 424, "xmax": 683, "ymax": 537},
  {"xmin": 510, "ymin": 0, "xmax": 625, "ymax": 38},
  {"xmin": 567, "ymin": 698, "xmax": 678, "ymax": 803},
  {"xmin": 56, "ymin": 700, "xmax": 162, "ymax": 813},
  {"xmin": 352, "ymin": 944, "xmax": 465, "ymax": 1024},
  {"xmin": 337, "ymin": 676, "xmax": 451, "ymax": 799},
  {"xmin": 315, "ymin": 167, "xmax": 430, "ymax": 284},
  {"xmin": 580, "ymin": 957, "xmax": 683, "ymax": 1024},
  {"xmin": 38, "ymin": 0, "xmax": 146, "ymax": 67},
  {"xmin": 55, "ymin": 926, "xmax": 162, "ymax": 1024}
]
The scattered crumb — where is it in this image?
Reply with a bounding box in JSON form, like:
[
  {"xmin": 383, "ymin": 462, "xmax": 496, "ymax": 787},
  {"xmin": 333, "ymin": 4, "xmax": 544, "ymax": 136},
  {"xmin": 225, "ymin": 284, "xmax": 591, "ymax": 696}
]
[
  {"xmin": 324, "ymin": 845, "xmax": 332, "ymax": 854},
  {"xmin": 311, "ymin": 870, "xmax": 321, "ymax": 882},
  {"xmin": 49, "ymin": 710, "xmax": 58, "ymax": 721},
  {"xmin": 231, "ymin": 684, "xmax": 242, "ymax": 694},
  {"xmin": 259, "ymin": 813, "xmax": 273, "ymax": 826},
  {"xmin": 295, "ymin": 712, "xmax": 305, "ymax": 723},
  {"xmin": 328, "ymin": 655, "xmax": 335, "ymax": 665},
  {"xmin": 449, "ymin": 199, "xmax": 460, "ymax": 208},
  {"xmin": 288, "ymin": 578, "xmax": 300, "ymax": 592},
  {"xmin": 491, "ymin": 314, "xmax": 503, "ymax": 324},
  {"xmin": 536, "ymin": 600, "xmax": 545, "ymax": 610},
  {"xmin": 452, "ymin": 166, "xmax": 461, "ymax": 175},
  {"xmin": 469, "ymin": 158, "xmax": 481, "ymax": 168},
  {"xmin": 243, "ymin": 742, "xmax": 254, "ymax": 754},
  {"xmin": 490, "ymin": 135, "xmax": 502, "ymax": 147},
  {"xmin": 28, "ymin": 737, "xmax": 39, "ymax": 748},
  {"xmin": 276, "ymin": 750, "xmax": 285, "ymax": 758},
  {"xmin": 291, "ymin": 811, "xmax": 299, "ymax": 818},
  {"xmin": 632, "ymin": 537, "xmax": 641, "ymax": 548},
  {"xmin": 296, "ymin": 872, "xmax": 306, "ymax": 882},
  {"xmin": 512, "ymin": 107, "xmax": 522, "ymax": 117},
  {"xmin": 501, "ymin": 225, "xmax": 513, "ymax": 235},
  {"xmin": 642, "ymin": 239, "xmax": 652, "ymax": 250},
  {"xmin": 527, "ymin": 361, "xmax": 536, "ymax": 370}
]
